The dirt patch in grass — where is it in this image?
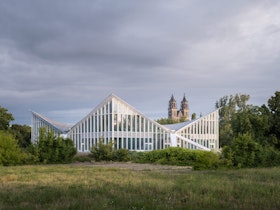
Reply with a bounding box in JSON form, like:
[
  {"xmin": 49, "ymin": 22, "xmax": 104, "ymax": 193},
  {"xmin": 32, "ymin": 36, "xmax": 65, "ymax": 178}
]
[{"xmin": 71, "ymin": 161, "xmax": 192, "ymax": 172}]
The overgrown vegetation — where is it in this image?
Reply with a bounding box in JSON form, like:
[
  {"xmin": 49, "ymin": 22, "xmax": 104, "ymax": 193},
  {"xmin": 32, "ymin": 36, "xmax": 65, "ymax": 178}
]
[
  {"xmin": 90, "ymin": 139, "xmax": 130, "ymax": 162},
  {"xmin": 156, "ymin": 117, "xmax": 185, "ymax": 124},
  {"xmin": 156, "ymin": 113, "xmax": 197, "ymax": 125},
  {"xmin": 90, "ymin": 140, "xmax": 219, "ymax": 170},
  {"xmin": 0, "ymin": 165, "xmax": 279, "ymax": 209},
  {"xmin": 29, "ymin": 128, "xmax": 77, "ymax": 164},
  {"xmin": 222, "ymin": 133, "xmax": 280, "ymax": 168},
  {"xmin": 216, "ymin": 91, "xmax": 280, "ymax": 168},
  {"xmin": 133, "ymin": 147, "xmax": 220, "ymax": 170},
  {"xmin": 0, "ymin": 108, "xmax": 77, "ymax": 165},
  {"xmin": 0, "ymin": 131, "xmax": 28, "ymax": 166}
]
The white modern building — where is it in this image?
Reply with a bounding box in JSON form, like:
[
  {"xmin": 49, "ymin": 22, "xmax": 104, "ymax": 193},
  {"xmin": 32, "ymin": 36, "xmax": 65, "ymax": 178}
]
[{"xmin": 31, "ymin": 94, "xmax": 219, "ymax": 153}]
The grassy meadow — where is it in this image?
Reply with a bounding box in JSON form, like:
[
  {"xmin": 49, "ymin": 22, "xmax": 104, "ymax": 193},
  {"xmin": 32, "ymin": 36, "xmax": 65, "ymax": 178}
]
[{"xmin": 0, "ymin": 164, "xmax": 279, "ymax": 210}]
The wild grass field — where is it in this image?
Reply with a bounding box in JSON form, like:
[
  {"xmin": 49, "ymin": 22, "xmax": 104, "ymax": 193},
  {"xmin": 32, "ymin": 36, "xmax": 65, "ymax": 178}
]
[{"xmin": 0, "ymin": 164, "xmax": 279, "ymax": 210}]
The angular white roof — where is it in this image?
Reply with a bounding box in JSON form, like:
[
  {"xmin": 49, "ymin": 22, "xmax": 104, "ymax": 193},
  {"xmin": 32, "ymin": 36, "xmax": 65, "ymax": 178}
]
[{"xmin": 31, "ymin": 111, "xmax": 73, "ymax": 133}]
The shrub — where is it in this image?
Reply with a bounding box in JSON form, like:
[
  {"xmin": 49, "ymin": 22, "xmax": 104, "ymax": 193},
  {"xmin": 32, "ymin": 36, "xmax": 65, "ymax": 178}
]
[
  {"xmin": 222, "ymin": 133, "xmax": 280, "ymax": 168},
  {"xmin": 90, "ymin": 139, "xmax": 130, "ymax": 162},
  {"xmin": 222, "ymin": 133, "xmax": 263, "ymax": 168},
  {"xmin": 192, "ymin": 150, "xmax": 220, "ymax": 170},
  {"xmin": 129, "ymin": 151, "xmax": 146, "ymax": 162},
  {"xmin": 133, "ymin": 147, "xmax": 220, "ymax": 170},
  {"xmin": 113, "ymin": 149, "xmax": 130, "ymax": 162},
  {"xmin": 257, "ymin": 144, "xmax": 280, "ymax": 167},
  {"xmin": 31, "ymin": 128, "xmax": 77, "ymax": 164},
  {"xmin": 91, "ymin": 139, "xmax": 114, "ymax": 161},
  {"xmin": 0, "ymin": 131, "xmax": 28, "ymax": 166},
  {"xmin": 58, "ymin": 138, "xmax": 77, "ymax": 163}
]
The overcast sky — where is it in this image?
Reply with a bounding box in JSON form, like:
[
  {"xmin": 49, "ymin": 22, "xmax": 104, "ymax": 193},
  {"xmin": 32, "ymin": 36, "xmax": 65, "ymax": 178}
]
[{"xmin": 1, "ymin": 0, "xmax": 279, "ymax": 125}]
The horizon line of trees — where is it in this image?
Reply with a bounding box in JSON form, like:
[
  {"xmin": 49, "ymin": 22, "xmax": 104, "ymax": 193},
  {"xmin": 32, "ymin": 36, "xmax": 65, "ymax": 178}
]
[{"xmin": 215, "ymin": 91, "xmax": 280, "ymax": 167}]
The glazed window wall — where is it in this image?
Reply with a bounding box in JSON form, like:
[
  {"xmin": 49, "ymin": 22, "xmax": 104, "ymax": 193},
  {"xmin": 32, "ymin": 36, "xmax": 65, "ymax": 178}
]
[
  {"xmin": 175, "ymin": 110, "xmax": 219, "ymax": 150},
  {"xmin": 31, "ymin": 114, "xmax": 62, "ymax": 143},
  {"xmin": 68, "ymin": 98, "xmax": 170, "ymax": 152}
]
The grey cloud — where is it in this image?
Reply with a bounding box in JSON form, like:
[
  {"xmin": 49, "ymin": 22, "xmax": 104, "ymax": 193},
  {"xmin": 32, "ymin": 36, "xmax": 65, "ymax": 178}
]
[{"xmin": 0, "ymin": 0, "xmax": 279, "ymax": 125}]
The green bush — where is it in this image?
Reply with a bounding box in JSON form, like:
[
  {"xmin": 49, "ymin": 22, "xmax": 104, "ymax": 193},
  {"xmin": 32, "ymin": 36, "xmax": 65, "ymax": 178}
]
[
  {"xmin": 90, "ymin": 139, "xmax": 130, "ymax": 162},
  {"xmin": 31, "ymin": 128, "xmax": 77, "ymax": 164},
  {"xmin": 113, "ymin": 149, "xmax": 130, "ymax": 162},
  {"xmin": 0, "ymin": 131, "xmax": 28, "ymax": 166},
  {"xmin": 221, "ymin": 133, "xmax": 280, "ymax": 168},
  {"xmin": 192, "ymin": 150, "xmax": 220, "ymax": 170},
  {"xmin": 129, "ymin": 151, "xmax": 146, "ymax": 162},
  {"xmin": 91, "ymin": 139, "xmax": 114, "ymax": 161},
  {"xmin": 133, "ymin": 147, "xmax": 220, "ymax": 170},
  {"xmin": 255, "ymin": 144, "xmax": 280, "ymax": 167}
]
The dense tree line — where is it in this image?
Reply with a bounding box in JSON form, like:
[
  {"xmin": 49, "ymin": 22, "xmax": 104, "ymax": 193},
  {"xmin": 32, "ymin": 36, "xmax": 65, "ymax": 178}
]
[
  {"xmin": 216, "ymin": 92, "xmax": 280, "ymax": 148},
  {"xmin": 0, "ymin": 106, "xmax": 31, "ymax": 149},
  {"xmin": 216, "ymin": 91, "xmax": 280, "ymax": 167}
]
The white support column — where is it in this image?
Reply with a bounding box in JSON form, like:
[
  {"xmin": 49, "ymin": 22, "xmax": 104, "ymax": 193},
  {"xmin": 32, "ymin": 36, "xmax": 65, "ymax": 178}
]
[{"xmin": 170, "ymin": 132, "xmax": 177, "ymax": 147}]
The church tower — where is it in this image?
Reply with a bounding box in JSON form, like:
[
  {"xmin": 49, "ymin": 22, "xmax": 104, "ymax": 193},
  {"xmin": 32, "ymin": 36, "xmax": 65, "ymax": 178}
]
[
  {"xmin": 168, "ymin": 94, "xmax": 189, "ymax": 122},
  {"xmin": 180, "ymin": 94, "xmax": 189, "ymax": 121},
  {"xmin": 168, "ymin": 94, "xmax": 177, "ymax": 120}
]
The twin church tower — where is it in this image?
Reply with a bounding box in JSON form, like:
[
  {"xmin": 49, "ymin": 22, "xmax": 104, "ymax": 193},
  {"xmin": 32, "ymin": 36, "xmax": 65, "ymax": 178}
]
[{"xmin": 168, "ymin": 94, "xmax": 189, "ymax": 122}]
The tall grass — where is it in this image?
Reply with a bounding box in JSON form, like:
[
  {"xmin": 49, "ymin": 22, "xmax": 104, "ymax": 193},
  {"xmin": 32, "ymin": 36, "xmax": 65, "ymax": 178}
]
[{"xmin": 0, "ymin": 165, "xmax": 279, "ymax": 209}]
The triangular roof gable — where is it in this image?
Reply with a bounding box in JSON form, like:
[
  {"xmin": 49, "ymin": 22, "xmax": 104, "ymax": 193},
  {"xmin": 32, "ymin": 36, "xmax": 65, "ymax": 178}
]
[
  {"xmin": 163, "ymin": 109, "xmax": 220, "ymax": 132},
  {"xmin": 71, "ymin": 93, "xmax": 169, "ymax": 131},
  {"xmin": 174, "ymin": 109, "xmax": 219, "ymax": 133},
  {"xmin": 31, "ymin": 111, "xmax": 72, "ymax": 133},
  {"xmin": 111, "ymin": 94, "xmax": 170, "ymax": 131}
]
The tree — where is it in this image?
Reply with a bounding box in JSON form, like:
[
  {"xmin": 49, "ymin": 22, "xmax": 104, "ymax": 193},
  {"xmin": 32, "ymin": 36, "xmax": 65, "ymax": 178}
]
[
  {"xmin": 0, "ymin": 106, "xmax": 14, "ymax": 130},
  {"xmin": 222, "ymin": 133, "xmax": 262, "ymax": 168},
  {"xmin": 216, "ymin": 93, "xmax": 272, "ymax": 147},
  {"xmin": 10, "ymin": 124, "xmax": 31, "ymax": 148},
  {"xmin": 191, "ymin": 113, "xmax": 196, "ymax": 120},
  {"xmin": 0, "ymin": 131, "xmax": 28, "ymax": 166},
  {"xmin": 267, "ymin": 91, "xmax": 280, "ymax": 148},
  {"xmin": 156, "ymin": 118, "xmax": 179, "ymax": 125},
  {"xmin": 217, "ymin": 91, "xmax": 280, "ymax": 168},
  {"xmin": 90, "ymin": 138, "xmax": 130, "ymax": 161},
  {"xmin": 91, "ymin": 138, "xmax": 115, "ymax": 161},
  {"xmin": 216, "ymin": 94, "xmax": 250, "ymax": 146},
  {"xmin": 31, "ymin": 127, "xmax": 77, "ymax": 164}
]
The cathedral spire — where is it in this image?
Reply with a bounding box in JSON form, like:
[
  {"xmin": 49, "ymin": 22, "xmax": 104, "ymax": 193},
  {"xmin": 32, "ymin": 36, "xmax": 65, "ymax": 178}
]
[
  {"xmin": 181, "ymin": 94, "xmax": 188, "ymax": 110},
  {"xmin": 170, "ymin": 94, "xmax": 176, "ymax": 102},
  {"xmin": 168, "ymin": 94, "xmax": 177, "ymax": 119},
  {"xmin": 182, "ymin": 93, "xmax": 187, "ymax": 102},
  {"xmin": 168, "ymin": 94, "xmax": 189, "ymax": 122},
  {"xmin": 169, "ymin": 94, "xmax": 177, "ymax": 109}
]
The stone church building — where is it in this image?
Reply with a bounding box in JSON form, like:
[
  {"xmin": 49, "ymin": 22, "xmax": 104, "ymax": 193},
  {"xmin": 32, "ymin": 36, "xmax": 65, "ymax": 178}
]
[{"xmin": 168, "ymin": 94, "xmax": 189, "ymax": 121}]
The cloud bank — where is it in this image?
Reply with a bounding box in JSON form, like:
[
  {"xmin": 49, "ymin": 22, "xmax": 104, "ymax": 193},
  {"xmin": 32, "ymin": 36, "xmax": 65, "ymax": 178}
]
[{"xmin": 0, "ymin": 0, "xmax": 279, "ymax": 124}]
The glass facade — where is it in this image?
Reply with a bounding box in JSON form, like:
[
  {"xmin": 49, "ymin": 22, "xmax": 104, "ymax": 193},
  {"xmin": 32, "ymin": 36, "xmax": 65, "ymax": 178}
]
[
  {"xmin": 31, "ymin": 111, "xmax": 71, "ymax": 142},
  {"xmin": 175, "ymin": 110, "xmax": 219, "ymax": 150},
  {"xmin": 67, "ymin": 96, "xmax": 170, "ymax": 152},
  {"xmin": 31, "ymin": 94, "xmax": 220, "ymax": 153}
]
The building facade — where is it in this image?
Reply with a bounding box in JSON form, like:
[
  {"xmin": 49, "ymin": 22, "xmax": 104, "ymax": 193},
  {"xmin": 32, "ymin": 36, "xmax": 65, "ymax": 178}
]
[
  {"xmin": 168, "ymin": 94, "xmax": 189, "ymax": 121},
  {"xmin": 31, "ymin": 94, "xmax": 219, "ymax": 153}
]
